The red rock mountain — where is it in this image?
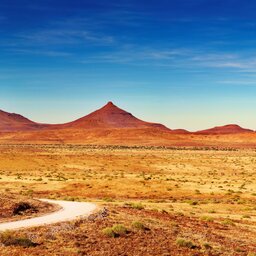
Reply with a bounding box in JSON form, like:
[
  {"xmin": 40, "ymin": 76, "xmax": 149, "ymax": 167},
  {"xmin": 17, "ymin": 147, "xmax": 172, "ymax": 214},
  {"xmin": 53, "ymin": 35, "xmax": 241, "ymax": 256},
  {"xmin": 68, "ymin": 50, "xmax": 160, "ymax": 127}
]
[
  {"xmin": 196, "ymin": 124, "xmax": 254, "ymax": 135},
  {"xmin": 60, "ymin": 101, "xmax": 170, "ymax": 130},
  {"xmin": 0, "ymin": 109, "xmax": 45, "ymax": 132},
  {"xmin": 0, "ymin": 103, "xmax": 253, "ymax": 136}
]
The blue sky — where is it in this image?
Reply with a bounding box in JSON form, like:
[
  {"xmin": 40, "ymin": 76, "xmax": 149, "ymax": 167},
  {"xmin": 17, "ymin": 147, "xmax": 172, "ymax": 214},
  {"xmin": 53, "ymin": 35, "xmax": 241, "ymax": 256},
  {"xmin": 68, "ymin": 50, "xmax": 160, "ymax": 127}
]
[{"xmin": 0, "ymin": 0, "xmax": 255, "ymax": 130}]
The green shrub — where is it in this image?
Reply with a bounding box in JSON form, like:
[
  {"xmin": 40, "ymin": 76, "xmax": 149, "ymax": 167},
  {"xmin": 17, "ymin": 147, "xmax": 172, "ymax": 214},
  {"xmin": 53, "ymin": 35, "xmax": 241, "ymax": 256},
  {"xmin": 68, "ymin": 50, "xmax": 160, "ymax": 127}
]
[
  {"xmin": 102, "ymin": 197, "xmax": 114, "ymax": 202},
  {"xmin": 102, "ymin": 227, "xmax": 116, "ymax": 238},
  {"xmin": 201, "ymin": 216, "xmax": 214, "ymax": 222},
  {"xmin": 203, "ymin": 242, "xmax": 212, "ymax": 250},
  {"xmin": 0, "ymin": 231, "xmax": 37, "ymax": 248},
  {"xmin": 102, "ymin": 224, "xmax": 128, "ymax": 238},
  {"xmin": 132, "ymin": 221, "xmax": 146, "ymax": 230},
  {"xmin": 189, "ymin": 201, "xmax": 198, "ymax": 206},
  {"xmin": 112, "ymin": 224, "xmax": 128, "ymax": 235},
  {"xmin": 221, "ymin": 219, "xmax": 235, "ymax": 226},
  {"xmin": 176, "ymin": 238, "xmax": 196, "ymax": 249},
  {"xmin": 130, "ymin": 203, "xmax": 144, "ymax": 210}
]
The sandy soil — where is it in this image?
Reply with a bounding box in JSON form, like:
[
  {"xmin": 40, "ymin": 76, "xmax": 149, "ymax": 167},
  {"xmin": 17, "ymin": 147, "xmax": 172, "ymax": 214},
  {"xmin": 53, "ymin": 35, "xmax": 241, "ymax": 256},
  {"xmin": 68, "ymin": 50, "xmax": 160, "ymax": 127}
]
[
  {"xmin": 0, "ymin": 145, "xmax": 255, "ymax": 255},
  {"xmin": 0, "ymin": 199, "xmax": 97, "ymax": 231}
]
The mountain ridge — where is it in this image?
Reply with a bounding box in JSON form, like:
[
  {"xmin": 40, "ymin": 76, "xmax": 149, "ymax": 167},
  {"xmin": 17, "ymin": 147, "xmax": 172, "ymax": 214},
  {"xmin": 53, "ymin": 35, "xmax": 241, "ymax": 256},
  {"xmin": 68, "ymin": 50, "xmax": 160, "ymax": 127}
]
[
  {"xmin": 0, "ymin": 102, "xmax": 254, "ymax": 135},
  {"xmin": 0, "ymin": 109, "xmax": 46, "ymax": 132}
]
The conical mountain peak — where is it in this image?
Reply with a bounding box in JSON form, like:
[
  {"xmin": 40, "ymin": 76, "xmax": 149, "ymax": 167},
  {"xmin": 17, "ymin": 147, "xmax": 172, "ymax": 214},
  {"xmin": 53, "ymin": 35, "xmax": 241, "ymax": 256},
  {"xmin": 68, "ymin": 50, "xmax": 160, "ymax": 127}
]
[
  {"xmin": 64, "ymin": 102, "xmax": 169, "ymax": 130},
  {"xmin": 99, "ymin": 101, "xmax": 125, "ymax": 113},
  {"xmin": 106, "ymin": 101, "xmax": 114, "ymax": 106}
]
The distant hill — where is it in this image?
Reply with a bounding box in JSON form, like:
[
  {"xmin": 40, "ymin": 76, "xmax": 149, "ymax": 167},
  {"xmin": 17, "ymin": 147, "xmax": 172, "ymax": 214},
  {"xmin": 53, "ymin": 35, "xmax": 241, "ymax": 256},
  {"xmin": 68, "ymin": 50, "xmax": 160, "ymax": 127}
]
[
  {"xmin": 0, "ymin": 103, "xmax": 255, "ymax": 148},
  {"xmin": 0, "ymin": 109, "xmax": 45, "ymax": 132},
  {"xmin": 0, "ymin": 102, "xmax": 188, "ymax": 133},
  {"xmin": 196, "ymin": 124, "xmax": 254, "ymax": 135}
]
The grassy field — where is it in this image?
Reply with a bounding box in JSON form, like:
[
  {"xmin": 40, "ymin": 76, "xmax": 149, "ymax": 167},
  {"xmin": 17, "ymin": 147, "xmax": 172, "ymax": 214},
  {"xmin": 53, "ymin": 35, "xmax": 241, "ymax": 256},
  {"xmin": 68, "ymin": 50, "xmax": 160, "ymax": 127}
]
[{"xmin": 0, "ymin": 144, "xmax": 255, "ymax": 255}]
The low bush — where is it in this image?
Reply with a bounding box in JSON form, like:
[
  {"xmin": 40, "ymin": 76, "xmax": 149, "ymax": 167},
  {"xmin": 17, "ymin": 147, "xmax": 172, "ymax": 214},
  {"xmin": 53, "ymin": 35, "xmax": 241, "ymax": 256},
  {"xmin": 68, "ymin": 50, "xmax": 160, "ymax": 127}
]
[
  {"xmin": 203, "ymin": 242, "xmax": 212, "ymax": 250},
  {"xmin": 201, "ymin": 216, "xmax": 214, "ymax": 222},
  {"xmin": 102, "ymin": 227, "xmax": 116, "ymax": 238},
  {"xmin": 176, "ymin": 238, "xmax": 197, "ymax": 249},
  {"xmin": 130, "ymin": 203, "xmax": 144, "ymax": 210},
  {"xmin": 102, "ymin": 224, "xmax": 128, "ymax": 238},
  {"xmin": 0, "ymin": 231, "xmax": 37, "ymax": 248},
  {"xmin": 221, "ymin": 219, "xmax": 235, "ymax": 226},
  {"xmin": 112, "ymin": 224, "xmax": 128, "ymax": 235},
  {"xmin": 132, "ymin": 221, "xmax": 146, "ymax": 230},
  {"xmin": 13, "ymin": 202, "xmax": 36, "ymax": 215}
]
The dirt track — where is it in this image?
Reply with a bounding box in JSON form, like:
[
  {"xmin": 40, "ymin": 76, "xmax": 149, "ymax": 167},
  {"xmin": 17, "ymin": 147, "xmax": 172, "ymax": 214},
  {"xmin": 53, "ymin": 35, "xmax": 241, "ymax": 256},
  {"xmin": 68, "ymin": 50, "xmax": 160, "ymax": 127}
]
[{"xmin": 0, "ymin": 199, "xmax": 97, "ymax": 231}]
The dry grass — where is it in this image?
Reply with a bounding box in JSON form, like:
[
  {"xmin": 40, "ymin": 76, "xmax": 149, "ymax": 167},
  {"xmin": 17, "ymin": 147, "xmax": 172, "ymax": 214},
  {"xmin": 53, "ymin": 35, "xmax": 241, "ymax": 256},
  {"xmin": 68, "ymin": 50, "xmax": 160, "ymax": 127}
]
[
  {"xmin": 0, "ymin": 194, "xmax": 58, "ymax": 223},
  {"xmin": 0, "ymin": 144, "xmax": 255, "ymax": 255}
]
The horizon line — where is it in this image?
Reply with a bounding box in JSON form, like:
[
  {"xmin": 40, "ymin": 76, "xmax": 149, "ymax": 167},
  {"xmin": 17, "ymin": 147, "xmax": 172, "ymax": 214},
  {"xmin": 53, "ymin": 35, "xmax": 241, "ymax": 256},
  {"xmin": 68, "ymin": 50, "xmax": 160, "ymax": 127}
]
[{"xmin": 1, "ymin": 101, "xmax": 255, "ymax": 132}]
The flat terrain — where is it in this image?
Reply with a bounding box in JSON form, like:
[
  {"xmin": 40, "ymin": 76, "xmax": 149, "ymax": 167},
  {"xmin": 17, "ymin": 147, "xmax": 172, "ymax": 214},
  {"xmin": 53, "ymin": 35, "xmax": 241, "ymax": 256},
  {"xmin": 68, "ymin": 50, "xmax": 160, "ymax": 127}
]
[
  {"xmin": 0, "ymin": 129, "xmax": 256, "ymax": 148},
  {"xmin": 0, "ymin": 144, "xmax": 255, "ymax": 255}
]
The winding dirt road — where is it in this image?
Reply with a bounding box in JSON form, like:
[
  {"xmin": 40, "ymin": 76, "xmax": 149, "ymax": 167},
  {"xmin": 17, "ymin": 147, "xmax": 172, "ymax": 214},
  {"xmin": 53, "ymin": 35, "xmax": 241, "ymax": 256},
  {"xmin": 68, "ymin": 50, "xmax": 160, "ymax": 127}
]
[{"xmin": 0, "ymin": 199, "xmax": 97, "ymax": 231}]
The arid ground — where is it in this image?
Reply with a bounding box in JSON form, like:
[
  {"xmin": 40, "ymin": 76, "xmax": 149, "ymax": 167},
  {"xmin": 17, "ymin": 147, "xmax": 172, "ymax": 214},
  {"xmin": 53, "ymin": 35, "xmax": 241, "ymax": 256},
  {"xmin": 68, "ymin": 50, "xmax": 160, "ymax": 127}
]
[{"xmin": 0, "ymin": 144, "xmax": 255, "ymax": 255}]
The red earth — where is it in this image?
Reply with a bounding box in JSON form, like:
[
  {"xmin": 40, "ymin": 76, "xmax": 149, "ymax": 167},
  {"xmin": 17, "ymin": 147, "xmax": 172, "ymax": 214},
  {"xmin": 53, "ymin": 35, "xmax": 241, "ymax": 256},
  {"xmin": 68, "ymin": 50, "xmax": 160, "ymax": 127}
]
[
  {"xmin": 58, "ymin": 101, "xmax": 171, "ymax": 130},
  {"xmin": 196, "ymin": 124, "xmax": 254, "ymax": 135},
  {"xmin": 0, "ymin": 110, "xmax": 46, "ymax": 132},
  {"xmin": 0, "ymin": 102, "xmax": 255, "ymax": 147}
]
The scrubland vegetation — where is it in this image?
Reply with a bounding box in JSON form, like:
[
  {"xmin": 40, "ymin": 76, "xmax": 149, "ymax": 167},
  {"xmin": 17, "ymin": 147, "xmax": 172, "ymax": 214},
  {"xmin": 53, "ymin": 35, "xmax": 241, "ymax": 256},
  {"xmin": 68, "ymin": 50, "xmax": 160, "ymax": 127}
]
[
  {"xmin": 0, "ymin": 144, "xmax": 255, "ymax": 255},
  {"xmin": 0, "ymin": 194, "xmax": 57, "ymax": 223}
]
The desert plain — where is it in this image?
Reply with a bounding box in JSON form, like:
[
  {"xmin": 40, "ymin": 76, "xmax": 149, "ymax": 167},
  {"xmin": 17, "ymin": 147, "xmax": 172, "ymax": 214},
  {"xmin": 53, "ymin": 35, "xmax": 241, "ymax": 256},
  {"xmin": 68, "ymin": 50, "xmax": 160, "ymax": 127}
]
[{"xmin": 0, "ymin": 143, "xmax": 255, "ymax": 256}]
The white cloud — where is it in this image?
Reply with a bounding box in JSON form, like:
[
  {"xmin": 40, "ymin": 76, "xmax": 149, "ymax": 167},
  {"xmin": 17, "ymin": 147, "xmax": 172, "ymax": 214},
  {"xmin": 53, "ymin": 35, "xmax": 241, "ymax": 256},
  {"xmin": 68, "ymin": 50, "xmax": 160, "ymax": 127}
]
[
  {"xmin": 17, "ymin": 29, "xmax": 115, "ymax": 45},
  {"xmin": 9, "ymin": 49, "xmax": 72, "ymax": 57},
  {"xmin": 218, "ymin": 80, "xmax": 256, "ymax": 86}
]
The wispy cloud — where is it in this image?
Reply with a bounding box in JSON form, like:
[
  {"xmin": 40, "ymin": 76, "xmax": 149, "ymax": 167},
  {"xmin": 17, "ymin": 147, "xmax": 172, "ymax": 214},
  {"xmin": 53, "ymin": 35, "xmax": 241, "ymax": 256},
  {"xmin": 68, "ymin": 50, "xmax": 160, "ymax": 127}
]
[
  {"xmin": 188, "ymin": 57, "xmax": 256, "ymax": 72},
  {"xmin": 2, "ymin": 22, "xmax": 115, "ymax": 58},
  {"xmin": 80, "ymin": 46, "xmax": 256, "ymax": 73},
  {"xmin": 208, "ymin": 62, "xmax": 248, "ymax": 68},
  {"xmin": 8, "ymin": 48, "xmax": 72, "ymax": 57},
  {"xmin": 218, "ymin": 80, "xmax": 256, "ymax": 86},
  {"xmin": 1, "ymin": 3, "xmax": 256, "ymax": 75},
  {"xmin": 81, "ymin": 47, "xmax": 191, "ymax": 64},
  {"xmin": 17, "ymin": 29, "xmax": 115, "ymax": 46},
  {"xmin": 195, "ymin": 55, "xmax": 256, "ymax": 70}
]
